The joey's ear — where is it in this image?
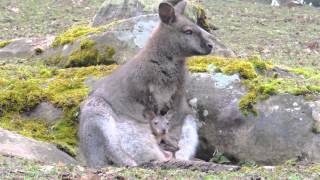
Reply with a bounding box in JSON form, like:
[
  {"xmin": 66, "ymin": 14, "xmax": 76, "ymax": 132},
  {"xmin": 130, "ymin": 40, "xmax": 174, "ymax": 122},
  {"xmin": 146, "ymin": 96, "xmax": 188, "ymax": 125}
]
[
  {"xmin": 165, "ymin": 111, "xmax": 174, "ymax": 120},
  {"xmin": 159, "ymin": 2, "xmax": 176, "ymax": 24},
  {"xmin": 174, "ymin": 0, "xmax": 187, "ymax": 15},
  {"xmin": 144, "ymin": 110, "xmax": 156, "ymax": 120}
]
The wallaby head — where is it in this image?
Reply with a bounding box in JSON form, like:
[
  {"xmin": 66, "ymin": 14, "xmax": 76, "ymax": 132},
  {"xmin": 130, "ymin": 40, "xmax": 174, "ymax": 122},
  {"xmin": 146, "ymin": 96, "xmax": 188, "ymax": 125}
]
[{"xmin": 157, "ymin": 1, "xmax": 213, "ymax": 57}]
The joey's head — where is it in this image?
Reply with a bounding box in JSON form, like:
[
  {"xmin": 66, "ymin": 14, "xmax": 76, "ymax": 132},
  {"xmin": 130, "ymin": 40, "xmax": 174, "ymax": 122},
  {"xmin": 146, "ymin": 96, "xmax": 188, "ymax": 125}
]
[
  {"xmin": 157, "ymin": 1, "xmax": 213, "ymax": 57},
  {"xmin": 146, "ymin": 111, "xmax": 173, "ymax": 136}
]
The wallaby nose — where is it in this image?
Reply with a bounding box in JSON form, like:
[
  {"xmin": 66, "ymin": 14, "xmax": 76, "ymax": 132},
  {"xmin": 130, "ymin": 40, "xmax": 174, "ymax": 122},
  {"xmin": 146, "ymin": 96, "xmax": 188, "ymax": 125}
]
[
  {"xmin": 162, "ymin": 129, "xmax": 166, "ymax": 134},
  {"xmin": 207, "ymin": 43, "xmax": 213, "ymax": 51}
]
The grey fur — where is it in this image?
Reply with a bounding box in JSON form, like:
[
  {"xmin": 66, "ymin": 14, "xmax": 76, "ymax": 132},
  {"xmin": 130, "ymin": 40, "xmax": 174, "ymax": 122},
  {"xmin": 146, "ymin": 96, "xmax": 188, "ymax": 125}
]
[{"xmin": 79, "ymin": 0, "xmax": 213, "ymax": 168}]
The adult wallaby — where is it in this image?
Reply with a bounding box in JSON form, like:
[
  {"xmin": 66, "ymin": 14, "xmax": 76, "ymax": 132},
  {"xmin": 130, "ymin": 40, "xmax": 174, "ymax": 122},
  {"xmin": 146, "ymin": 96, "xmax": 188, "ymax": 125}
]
[{"xmin": 79, "ymin": 0, "xmax": 213, "ymax": 168}]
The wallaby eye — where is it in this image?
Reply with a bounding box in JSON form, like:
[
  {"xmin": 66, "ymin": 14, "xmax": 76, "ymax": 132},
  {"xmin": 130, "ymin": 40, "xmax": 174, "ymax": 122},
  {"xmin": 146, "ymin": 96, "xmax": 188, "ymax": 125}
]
[
  {"xmin": 154, "ymin": 121, "xmax": 158, "ymax": 125},
  {"xmin": 184, "ymin": 30, "xmax": 193, "ymax": 35}
]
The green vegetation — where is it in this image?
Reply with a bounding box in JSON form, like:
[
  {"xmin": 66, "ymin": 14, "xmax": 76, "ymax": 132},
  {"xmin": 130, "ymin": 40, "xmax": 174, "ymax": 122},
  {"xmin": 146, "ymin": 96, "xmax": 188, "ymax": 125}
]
[
  {"xmin": 188, "ymin": 56, "xmax": 320, "ymax": 116},
  {"xmin": 66, "ymin": 38, "xmax": 115, "ymax": 68},
  {"xmin": 0, "ymin": 63, "xmax": 118, "ymax": 156},
  {"xmin": 0, "ymin": 40, "xmax": 11, "ymax": 48},
  {"xmin": 51, "ymin": 26, "xmax": 101, "ymax": 48},
  {"xmin": 0, "ymin": 0, "xmax": 105, "ymax": 39},
  {"xmin": 203, "ymin": 0, "xmax": 320, "ymax": 69}
]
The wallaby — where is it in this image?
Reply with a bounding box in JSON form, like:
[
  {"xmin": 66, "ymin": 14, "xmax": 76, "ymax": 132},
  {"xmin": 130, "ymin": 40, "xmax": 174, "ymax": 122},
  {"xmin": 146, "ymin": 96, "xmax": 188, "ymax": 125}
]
[
  {"xmin": 144, "ymin": 110, "xmax": 179, "ymax": 159},
  {"xmin": 79, "ymin": 0, "xmax": 213, "ymax": 168}
]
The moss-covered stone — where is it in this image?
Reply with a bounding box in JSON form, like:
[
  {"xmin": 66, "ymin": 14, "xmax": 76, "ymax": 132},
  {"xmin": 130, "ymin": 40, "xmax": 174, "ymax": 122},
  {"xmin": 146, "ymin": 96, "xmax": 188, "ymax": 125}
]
[
  {"xmin": 51, "ymin": 26, "xmax": 101, "ymax": 48},
  {"xmin": 0, "ymin": 63, "xmax": 118, "ymax": 156},
  {"xmin": 0, "ymin": 40, "xmax": 11, "ymax": 48},
  {"xmin": 188, "ymin": 56, "xmax": 320, "ymax": 116},
  {"xmin": 66, "ymin": 38, "xmax": 116, "ymax": 68}
]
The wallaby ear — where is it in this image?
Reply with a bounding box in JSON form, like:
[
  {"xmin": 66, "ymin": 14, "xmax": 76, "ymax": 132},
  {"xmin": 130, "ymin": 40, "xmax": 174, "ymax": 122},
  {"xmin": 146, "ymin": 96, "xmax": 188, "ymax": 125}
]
[
  {"xmin": 174, "ymin": 0, "xmax": 187, "ymax": 15},
  {"xmin": 159, "ymin": 2, "xmax": 176, "ymax": 24}
]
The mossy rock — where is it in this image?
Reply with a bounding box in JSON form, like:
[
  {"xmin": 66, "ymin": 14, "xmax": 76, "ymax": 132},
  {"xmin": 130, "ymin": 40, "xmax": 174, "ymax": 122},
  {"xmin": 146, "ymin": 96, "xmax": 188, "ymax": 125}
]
[
  {"xmin": 186, "ymin": 56, "xmax": 320, "ymax": 164},
  {"xmin": 51, "ymin": 26, "xmax": 102, "ymax": 48},
  {"xmin": 188, "ymin": 56, "xmax": 320, "ymax": 116},
  {"xmin": 0, "ymin": 63, "xmax": 118, "ymax": 156},
  {"xmin": 46, "ymin": 37, "xmax": 116, "ymax": 68}
]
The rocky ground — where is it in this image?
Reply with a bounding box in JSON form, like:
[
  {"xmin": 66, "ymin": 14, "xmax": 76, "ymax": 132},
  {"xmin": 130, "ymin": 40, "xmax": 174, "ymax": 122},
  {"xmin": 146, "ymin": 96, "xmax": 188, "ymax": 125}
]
[{"xmin": 1, "ymin": 154, "xmax": 320, "ymax": 179}]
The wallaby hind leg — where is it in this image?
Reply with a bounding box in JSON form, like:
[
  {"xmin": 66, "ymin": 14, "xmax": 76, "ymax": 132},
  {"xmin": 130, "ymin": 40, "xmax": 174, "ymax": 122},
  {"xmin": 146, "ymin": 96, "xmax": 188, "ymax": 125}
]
[
  {"xmin": 80, "ymin": 119, "xmax": 110, "ymax": 168},
  {"xmin": 99, "ymin": 117, "xmax": 137, "ymax": 167},
  {"xmin": 81, "ymin": 117, "xmax": 137, "ymax": 167},
  {"xmin": 79, "ymin": 96, "xmax": 137, "ymax": 167}
]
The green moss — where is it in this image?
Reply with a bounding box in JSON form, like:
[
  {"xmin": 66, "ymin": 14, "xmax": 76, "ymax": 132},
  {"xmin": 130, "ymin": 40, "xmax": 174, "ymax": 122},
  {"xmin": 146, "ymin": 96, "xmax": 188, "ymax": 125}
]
[
  {"xmin": 188, "ymin": 56, "xmax": 320, "ymax": 116},
  {"xmin": 188, "ymin": 56, "xmax": 258, "ymax": 79},
  {"xmin": 0, "ymin": 80, "xmax": 46, "ymax": 114},
  {"xmin": 238, "ymin": 92, "xmax": 258, "ymax": 116},
  {"xmin": 0, "ymin": 63, "xmax": 117, "ymax": 156},
  {"xmin": 46, "ymin": 55, "xmax": 64, "ymax": 66},
  {"xmin": 66, "ymin": 38, "xmax": 115, "ymax": 68},
  {"xmin": 0, "ymin": 113, "xmax": 54, "ymax": 142},
  {"xmin": 66, "ymin": 39, "xmax": 99, "ymax": 68},
  {"xmin": 51, "ymin": 26, "xmax": 101, "ymax": 48},
  {"xmin": 0, "ymin": 40, "xmax": 11, "ymax": 48},
  {"xmin": 195, "ymin": 5, "xmax": 211, "ymax": 32},
  {"xmin": 248, "ymin": 55, "xmax": 272, "ymax": 73},
  {"xmin": 290, "ymin": 68, "xmax": 317, "ymax": 78}
]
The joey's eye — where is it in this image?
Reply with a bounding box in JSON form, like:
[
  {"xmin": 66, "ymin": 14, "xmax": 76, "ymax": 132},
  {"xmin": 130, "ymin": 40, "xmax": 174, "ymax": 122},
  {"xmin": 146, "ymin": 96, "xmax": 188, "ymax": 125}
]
[
  {"xmin": 154, "ymin": 122, "xmax": 158, "ymax": 125},
  {"xmin": 184, "ymin": 30, "xmax": 193, "ymax": 35}
]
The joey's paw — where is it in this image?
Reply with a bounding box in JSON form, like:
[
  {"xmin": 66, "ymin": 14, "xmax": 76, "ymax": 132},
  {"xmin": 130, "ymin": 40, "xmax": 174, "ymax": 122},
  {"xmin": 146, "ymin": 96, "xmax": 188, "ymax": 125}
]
[{"xmin": 162, "ymin": 151, "xmax": 173, "ymax": 161}]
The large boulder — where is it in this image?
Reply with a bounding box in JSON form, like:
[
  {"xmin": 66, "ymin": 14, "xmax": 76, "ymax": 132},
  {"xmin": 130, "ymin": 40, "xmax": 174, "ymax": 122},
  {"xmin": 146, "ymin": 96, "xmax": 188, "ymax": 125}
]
[
  {"xmin": 90, "ymin": 0, "xmax": 212, "ymax": 30},
  {"xmin": 90, "ymin": 0, "xmax": 160, "ymax": 27},
  {"xmin": 47, "ymin": 14, "xmax": 234, "ymax": 66},
  {"xmin": 0, "ymin": 128, "xmax": 77, "ymax": 164},
  {"xmin": 186, "ymin": 72, "xmax": 320, "ymax": 164}
]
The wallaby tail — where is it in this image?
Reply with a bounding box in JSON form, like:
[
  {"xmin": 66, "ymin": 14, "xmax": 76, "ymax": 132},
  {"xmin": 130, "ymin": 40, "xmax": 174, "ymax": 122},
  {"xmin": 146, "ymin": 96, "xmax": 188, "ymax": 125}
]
[{"xmin": 140, "ymin": 160, "xmax": 240, "ymax": 172}]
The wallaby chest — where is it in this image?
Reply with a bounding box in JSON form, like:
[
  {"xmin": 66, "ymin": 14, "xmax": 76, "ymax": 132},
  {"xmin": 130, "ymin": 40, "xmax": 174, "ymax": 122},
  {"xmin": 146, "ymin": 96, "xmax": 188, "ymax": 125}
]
[
  {"xmin": 146, "ymin": 59, "xmax": 185, "ymax": 114},
  {"xmin": 148, "ymin": 83, "xmax": 176, "ymax": 113}
]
